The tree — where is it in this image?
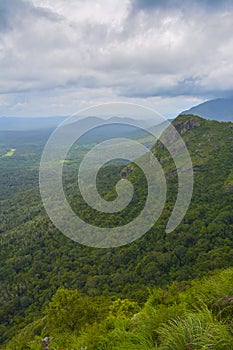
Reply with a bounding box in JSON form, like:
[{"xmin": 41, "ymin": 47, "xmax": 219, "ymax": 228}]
[{"xmin": 46, "ymin": 287, "xmax": 108, "ymax": 333}]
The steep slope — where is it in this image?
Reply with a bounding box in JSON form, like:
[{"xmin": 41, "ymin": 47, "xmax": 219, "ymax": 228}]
[
  {"xmin": 3, "ymin": 267, "xmax": 233, "ymax": 350},
  {"xmin": 0, "ymin": 115, "xmax": 232, "ymax": 344}
]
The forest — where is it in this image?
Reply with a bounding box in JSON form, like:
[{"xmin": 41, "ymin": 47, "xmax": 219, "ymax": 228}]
[
  {"xmin": 0, "ymin": 114, "xmax": 232, "ymax": 348},
  {"xmin": 3, "ymin": 267, "xmax": 233, "ymax": 349}
]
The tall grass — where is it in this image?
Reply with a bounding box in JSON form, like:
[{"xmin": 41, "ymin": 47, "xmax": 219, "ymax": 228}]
[{"xmin": 158, "ymin": 308, "xmax": 233, "ymax": 350}]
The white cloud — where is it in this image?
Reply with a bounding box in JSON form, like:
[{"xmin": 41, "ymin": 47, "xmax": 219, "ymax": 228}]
[{"xmin": 0, "ymin": 0, "xmax": 233, "ymax": 117}]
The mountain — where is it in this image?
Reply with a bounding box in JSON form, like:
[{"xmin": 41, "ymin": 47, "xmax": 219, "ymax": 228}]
[
  {"xmin": 0, "ymin": 115, "xmax": 232, "ymax": 346},
  {"xmin": 0, "ymin": 116, "xmax": 67, "ymax": 131},
  {"xmin": 0, "ymin": 115, "xmax": 157, "ymax": 154},
  {"xmin": 180, "ymin": 97, "xmax": 233, "ymax": 122}
]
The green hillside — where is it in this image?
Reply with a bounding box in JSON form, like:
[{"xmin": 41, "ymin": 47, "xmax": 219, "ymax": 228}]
[
  {"xmin": 2, "ymin": 268, "xmax": 233, "ymax": 349},
  {"xmin": 0, "ymin": 115, "xmax": 232, "ymax": 346}
]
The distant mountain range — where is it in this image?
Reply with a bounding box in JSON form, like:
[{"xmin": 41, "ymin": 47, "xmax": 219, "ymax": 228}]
[
  {"xmin": 1, "ymin": 97, "xmax": 233, "ymax": 131},
  {"xmin": 0, "ymin": 116, "xmax": 66, "ymax": 131},
  {"xmin": 181, "ymin": 97, "xmax": 233, "ymax": 122},
  {"xmin": 0, "ymin": 115, "xmax": 156, "ymax": 131}
]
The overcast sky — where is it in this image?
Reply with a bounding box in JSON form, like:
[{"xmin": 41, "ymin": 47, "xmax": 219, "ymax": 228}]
[{"xmin": 1, "ymin": 0, "xmax": 233, "ymax": 118}]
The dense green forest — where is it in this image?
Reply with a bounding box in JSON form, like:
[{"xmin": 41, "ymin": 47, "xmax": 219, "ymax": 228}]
[
  {"xmin": 0, "ymin": 115, "xmax": 232, "ymax": 348},
  {"xmin": 3, "ymin": 267, "xmax": 233, "ymax": 349}
]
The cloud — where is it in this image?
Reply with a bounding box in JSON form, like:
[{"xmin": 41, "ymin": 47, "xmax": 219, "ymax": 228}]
[
  {"xmin": 0, "ymin": 0, "xmax": 233, "ymax": 117},
  {"xmin": 131, "ymin": 0, "xmax": 233, "ymax": 13},
  {"xmin": 0, "ymin": 0, "xmax": 62, "ymax": 32}
]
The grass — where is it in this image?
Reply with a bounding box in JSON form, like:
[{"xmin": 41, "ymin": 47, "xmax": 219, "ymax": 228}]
[{"xmin": 3, "ymin": 148, "xmax": 16, "ymax": 157}]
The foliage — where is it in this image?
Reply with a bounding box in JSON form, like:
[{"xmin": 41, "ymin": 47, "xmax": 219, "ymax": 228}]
[
  {"xmin": 0, "ymin": 116, "xmax": 232, "ymax": 345},
  {"xmin": 45, "ymin": 287, "xmax": 110, "ymax": 333},
  {"xmin": 2, "ymin": 268, "xmax": 233, "ymax": 349}
]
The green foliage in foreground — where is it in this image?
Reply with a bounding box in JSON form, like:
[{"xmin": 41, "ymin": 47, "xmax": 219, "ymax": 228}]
[{"xmin": 3, "ymin": 268, "xmax": 233, "ymax": 349}]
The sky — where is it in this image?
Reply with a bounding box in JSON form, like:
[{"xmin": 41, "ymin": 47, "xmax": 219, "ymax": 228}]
[{"xmin": 1, "ymin": 0, "xmax": 233, "ymax": 118}]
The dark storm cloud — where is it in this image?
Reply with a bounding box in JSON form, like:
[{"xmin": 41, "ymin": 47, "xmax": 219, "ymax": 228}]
[
  {"xmin": 119, "ymin": 77, "xmax": 200, "ymax": 98},
  {"xmin": 1, "ymin": 0, "xmax": 233, "ymax": 116},
  {"xmin": 0, "ymin": 0, "xmax": 62, "ymax": 32},
  {"xmin": 131, "ymin": 0, "xmax": 183, "ymax": 13},
  {"xmin": 120, "ymin": 78, "xmax": 233, "ymax": 100},
  {"xmin": 132, "ymin": 0, "xmax": 233, "ymax": 12},
  {"xmin": 0, "ymin": 0, "xmax": 25, "ymax": 31}
]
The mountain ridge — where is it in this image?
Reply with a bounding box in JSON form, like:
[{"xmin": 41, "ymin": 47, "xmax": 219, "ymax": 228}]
[{"xmin": 180, "ymin": 97, "xmax": 233, "ymax": 122}]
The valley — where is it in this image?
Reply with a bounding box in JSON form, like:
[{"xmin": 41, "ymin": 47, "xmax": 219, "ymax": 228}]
[{"xmin": 0, "ymin": 115, "xmax": 232, "ymax": 348}]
